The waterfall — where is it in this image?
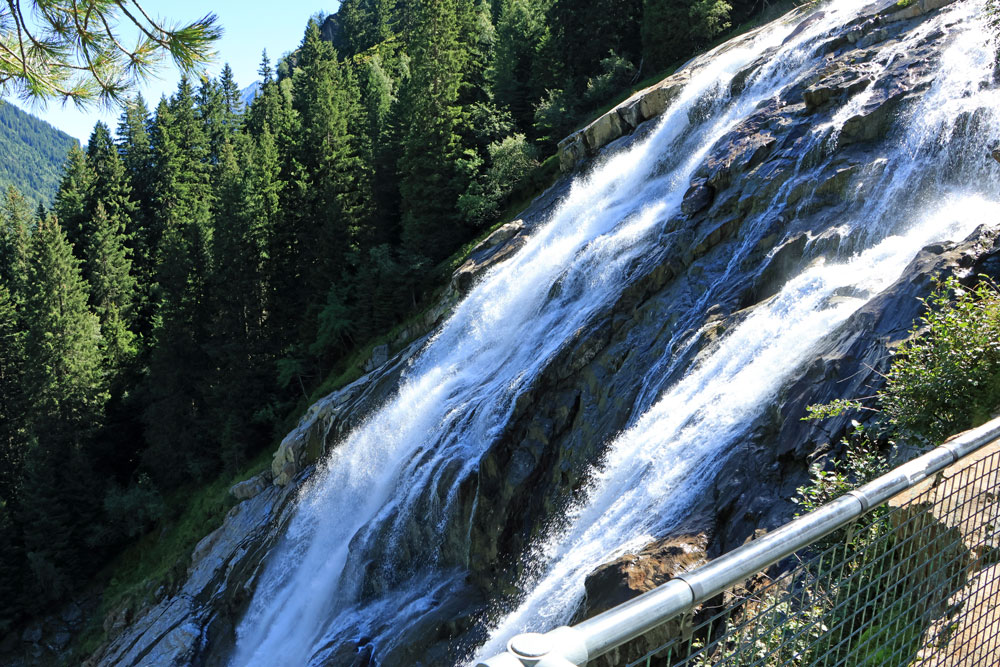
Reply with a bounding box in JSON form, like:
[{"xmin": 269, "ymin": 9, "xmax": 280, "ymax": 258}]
[{"xmin": 231, "ymin": 1, "xmax": 1000, "ymax": 664}]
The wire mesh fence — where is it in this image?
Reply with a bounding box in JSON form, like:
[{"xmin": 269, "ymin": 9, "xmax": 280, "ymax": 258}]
[{"xmin": 623, "ymin": 448, "xmax": 1000, "ymax": 667}]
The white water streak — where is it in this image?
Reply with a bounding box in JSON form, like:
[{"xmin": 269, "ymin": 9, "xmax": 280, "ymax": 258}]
[
  {"xmin": 231, "ymin": 0, "xmax": 999, "ymax": 664},
  {"xmin": 474, "ymin": 1, "xmax": 1000, "ymax": 658}
]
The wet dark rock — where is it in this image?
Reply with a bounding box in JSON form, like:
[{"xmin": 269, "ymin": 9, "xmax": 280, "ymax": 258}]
[
  {"xmin": 20, "ymin": 625, "xmax": 41, "ymax": 644},
  {"xmin": 82, "ymin": 1, "xmax": 989, "ymax": 664},
  {"xmin": 681, "ymin": 181, "xmax": 714, "ymax": 217},
  {"xmin": 451, "ymin": 219, "xmax": 528, "ymax": 295},
  {"xmin": 803, "ymin": 62, "xmax": 875, "ymax": 110}
]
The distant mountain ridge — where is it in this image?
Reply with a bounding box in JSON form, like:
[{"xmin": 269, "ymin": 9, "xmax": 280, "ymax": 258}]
[
  {"xmin": 240, "ymin": 81, "xmax": 262, "ymax": 108},
  {"xmin": 0, "ymin": 102, "xmax": 78, "ymax": 207}
]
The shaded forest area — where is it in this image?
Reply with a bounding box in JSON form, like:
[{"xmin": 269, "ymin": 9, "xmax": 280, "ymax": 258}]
[
  {"xmin": 0, "ymin": 0, "xmax": 772, "ymax": 634},
  {"xmin": 0, "ymin": 103, "xmax": 78, "ymax": 207}
]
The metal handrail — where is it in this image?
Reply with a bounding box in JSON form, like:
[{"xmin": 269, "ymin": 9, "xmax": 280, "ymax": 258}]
[{"xmin": 476, "ymin": 414, "xmax": 1000, "ymax": 667}]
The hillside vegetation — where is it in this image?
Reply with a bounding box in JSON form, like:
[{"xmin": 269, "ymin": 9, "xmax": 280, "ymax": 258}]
[
  {"xmin": 0, "ymin": 0, "xmax": 802, "ymax": 646},
  {"xmin": 0, "ymin": 103, "xmax": 77, "ymax": 207}
]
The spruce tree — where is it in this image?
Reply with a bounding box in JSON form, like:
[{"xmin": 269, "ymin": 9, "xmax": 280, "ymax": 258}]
[
  {"xmin": 547, "ymin": 0, "xmax": 642, "ymax": 88},
  {"xmin": 493, "ymin": 0, "xmax": 549, "ymax": 132},
  {"xmin": 360, "ymin": 55, "xmax": 402, "ymax": 246},
  {"xmin": 17, "ymin": 215, "xmax": 106, "ymax": 604},
  {"xmin": 219, "ymin": 63, "xmax": 245, "ymax": 121},
  {"xmin": 84, "ymin": 122, "xmax": 138, "ymax": 334},
  {"xmin": 142, "ymin": 78, "xmax": 216, "ymax": 484},
  {"xmin": 87, "ymin": 121, "xmax": 136, "ymax": 229},
  {"xmin": 0, "ymin": 496, "xmax": 26, "ymax": 632},
  {"xmin": 0, "ymin": 285, "xmax": 24, "ymax": 501},
  {"xmin": 0, "ymin": 285, "xmax": 25, "ymax": 631},
  {"xmin": 21, "ymin": 215, "xmax": 106, "ymax": 442},
  {"xmin": 116, "ymin": 98, "xmax": 155, "ymax": 263},
  {"xmin": 398, "ymin": 0, "xmax": 471, "ymax": 264},
  {"xmin": 86, "ymin": 202, "xmax": 138, "ymax": 369},
  {"xmin": 284, "ymin": 19, "xmax": 371, "ymax": 364},
  {"xmin": 642, "ymin": 0, "xmax": 731, "ymax": 71},
  {"xmin": 52, "ymin": 145, "xmax": 94, "ymax": 258},
  {"xmin": 337, "ymin": 0, "xmax": 374, "ymax": 56},
  {"xmin": 0, "ymin": 187, "xmax": 33, "ymax": 299},
  {"xmin": 207, "ymin": 136, "xmax": 277, "ymax": 469}
]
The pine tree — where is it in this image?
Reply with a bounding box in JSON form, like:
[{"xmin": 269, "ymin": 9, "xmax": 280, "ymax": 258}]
[
  {"xmin": 494, "ymin": 0, "xmax": 549, "ymax": 131},
  {"xmin": 16, "ymin": 215, "xmax": 106, "ymax": 604},
  {"xmin": 52, "ymin": 145, "xmax": 93, "ymax": 258},
  {"xmin": 398, "ymin": 0, "xmax": 472, "ymax": 264},
  {"xmin": 142, "ymin": 78, "xmax": 216, "ymax": 484}
]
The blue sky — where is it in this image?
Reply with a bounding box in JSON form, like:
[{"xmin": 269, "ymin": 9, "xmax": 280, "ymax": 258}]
[{"xmin": 11, "ymin": 1, "xmax": 340, "ymax": 143}]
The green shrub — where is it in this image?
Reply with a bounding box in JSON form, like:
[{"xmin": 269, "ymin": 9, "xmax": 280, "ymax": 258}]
[
  {"xmin": 459, "ymin": 134, "xmax": 540, "ymax": 226},
  {"xmin": 582, "ymin": 52, "xmax": 637, "ymax": 107},
  {"xmin": 881, "ymin": 276, "xmax": 1000, "ymax": 444},
  {"xmin": 533, "ymin": 88, "xmax": 578, "ymax": 143}
]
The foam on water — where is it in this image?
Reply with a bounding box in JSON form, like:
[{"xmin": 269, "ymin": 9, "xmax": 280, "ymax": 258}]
[{"xmin": 229, "ymin": 1, "xmax": 999, "ymax": 664}]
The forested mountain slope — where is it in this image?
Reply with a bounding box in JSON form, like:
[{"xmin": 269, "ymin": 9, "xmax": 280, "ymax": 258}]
[
  {"xmin": 0, "ymin": 103, "xmax": 77, "ymax": 206},
  {"xmin": 7, "ymin": 0, "xmax": 1000, "ymax": 665},
  {"xmin": 0, "ymin": 2, "xmax": 768, "ymax": 660}
]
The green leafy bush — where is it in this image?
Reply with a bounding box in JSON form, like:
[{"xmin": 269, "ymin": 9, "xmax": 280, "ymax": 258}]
[
  {"xmin": 582, "ymin": 52, "xmax": 637, "ymax": 107},
  {"xmin": 459, "ymin": 133, "xmax": 540, "ymax": 225},
  {"xmin": 881, "ymin": 276, "xmax": 1000, "ymax": 444},
  {"xmin": 533, "ymin": 88, "xmax": 579, "ymax": 143}
]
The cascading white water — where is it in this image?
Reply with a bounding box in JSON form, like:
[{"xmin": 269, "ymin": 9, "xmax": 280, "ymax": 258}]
[
  {"xmin": 231, "ymin": 1, "xmax": 1000, "ymax": 664},
  {"xmin": 473, "ymin": 1, "xmax": 1000, "ymax": 660}
]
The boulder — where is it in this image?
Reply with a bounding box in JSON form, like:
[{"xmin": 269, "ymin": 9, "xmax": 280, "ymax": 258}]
[
  {"xmin": 577, "ymin": 534, "xmax": 709, "ymax": 619},
  {"xmin": 582, "ymin": 111, "xmax": 629, "ymax": 153},
  {"xmin": 229, "ymin": 470, "xmax": 273, "ymax": 501},
  {"xmin": 362, "ymin": 343, "xmax": 389, "ymax": 373},
  {"xmin": 638, "ymin": 79, "xmax": 687, "ymax": 121},
  {"xmin": 574, "ymin": 535, "xmax": 710, "ymax": 667},
  {"xmin": 681, "ymin": 181, "xmax": 714, "ymax": 217},
  {"xmin": 558, "ymin": 132, "xmax": 587, "ymax": 172}
]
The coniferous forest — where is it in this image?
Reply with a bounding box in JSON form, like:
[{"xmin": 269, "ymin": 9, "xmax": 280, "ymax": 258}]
[
  {"xmin": 0, "ymin": 103, "xmax": 78, "ymax": 207},
  {"xmin": 0, "ymin": 0, "xmax": 767, "ymax": 634}
]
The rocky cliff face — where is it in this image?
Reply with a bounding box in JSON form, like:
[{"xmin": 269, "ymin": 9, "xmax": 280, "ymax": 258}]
[{"xmin": 81, "ymin": 1, "xmax": 1000, "ymax": 665}]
